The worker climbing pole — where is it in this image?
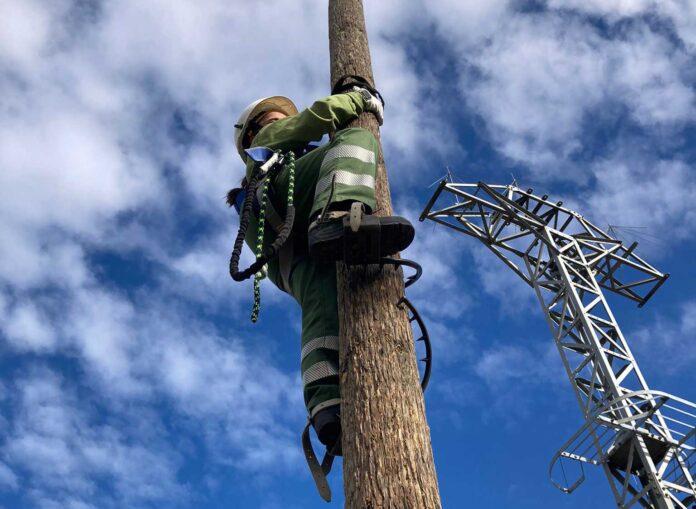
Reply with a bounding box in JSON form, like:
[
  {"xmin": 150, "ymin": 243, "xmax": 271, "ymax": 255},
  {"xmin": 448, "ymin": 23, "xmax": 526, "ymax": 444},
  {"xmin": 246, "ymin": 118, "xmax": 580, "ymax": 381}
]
[
  {"xmin": 226, "ymin": 2, "xmax": 441, "ymax": 505},
  {"xmin": 329, "ymin": 1, "xmax": 442, "ymax": 507}
]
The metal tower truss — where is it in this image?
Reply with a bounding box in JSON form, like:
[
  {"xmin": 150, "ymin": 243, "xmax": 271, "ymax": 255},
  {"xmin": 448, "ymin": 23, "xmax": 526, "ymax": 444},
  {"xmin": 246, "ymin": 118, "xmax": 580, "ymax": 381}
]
[{"xmin": 420, "ymin": 181, "xmax": 696, "ymax": 509}]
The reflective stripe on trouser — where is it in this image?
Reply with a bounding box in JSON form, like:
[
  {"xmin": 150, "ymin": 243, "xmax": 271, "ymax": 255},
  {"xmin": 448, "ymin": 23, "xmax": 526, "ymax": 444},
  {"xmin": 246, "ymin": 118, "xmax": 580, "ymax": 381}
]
[
  {"xmin": 257, "ymin": 128, "xmax": 378, "ymax": 415},
  {"xmin": 290, "ymin": 257, "xmax": 340, "ymax": 416},
  {"xmin": 261, "ymin": 128, "xmax": 379, "ymax": 293},
  {"xmin": 310, "ymin": 128, "xmax": 378, "ymax": 218}
]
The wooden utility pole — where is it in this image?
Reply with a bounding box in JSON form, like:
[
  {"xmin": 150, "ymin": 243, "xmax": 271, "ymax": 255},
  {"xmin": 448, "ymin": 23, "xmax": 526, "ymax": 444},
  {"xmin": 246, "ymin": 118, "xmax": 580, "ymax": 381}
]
[{"xmin": 328, "ymin": 1, "xmax": 442, "ymax": 507}]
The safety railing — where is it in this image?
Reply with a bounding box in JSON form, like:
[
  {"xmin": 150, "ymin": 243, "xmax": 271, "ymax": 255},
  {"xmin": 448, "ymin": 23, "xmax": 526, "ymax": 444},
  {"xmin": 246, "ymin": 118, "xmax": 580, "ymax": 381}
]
[{"xmin": 550, "ymin": 390, "xmax": 696, "ymax": 502}]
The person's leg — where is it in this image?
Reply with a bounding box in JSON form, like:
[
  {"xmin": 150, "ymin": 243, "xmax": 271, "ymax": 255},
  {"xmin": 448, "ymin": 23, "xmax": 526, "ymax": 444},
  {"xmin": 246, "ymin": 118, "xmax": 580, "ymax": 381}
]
[
  {"xmin": 305, "ymin": 129, "xmax": 414, "ymax": 264},
  {"xmin": 310, "ymin": 128, "xmax": 378, "ymax": 219},
  {"xmin": 263, "ymin": 132, "xmax": 408, "ymax": 450},
  {"xmin": 289, "ymin": 257, "xmax": 341, "ymax": 449},
  {"xmin": 303, "ymin": 127, "xmax": 414, "ymax": 264},
  {"xmin": 269, "ymin": 128, "xmax": 377, "ymax": 226},
  {"xmin": 243, "ymin": 145, "xmax": 343, "ymax": 448}
]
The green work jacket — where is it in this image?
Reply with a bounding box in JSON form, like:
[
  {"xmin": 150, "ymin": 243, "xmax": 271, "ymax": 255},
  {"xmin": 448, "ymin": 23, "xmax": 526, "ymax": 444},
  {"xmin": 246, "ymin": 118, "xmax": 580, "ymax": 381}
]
[
  {"xmin": 240, "ymin": 91, "xmax": 369, "ymax": 294},
  {"xmin": 244, "ymin": 91, "xmax": 367, "ymax": 179}
]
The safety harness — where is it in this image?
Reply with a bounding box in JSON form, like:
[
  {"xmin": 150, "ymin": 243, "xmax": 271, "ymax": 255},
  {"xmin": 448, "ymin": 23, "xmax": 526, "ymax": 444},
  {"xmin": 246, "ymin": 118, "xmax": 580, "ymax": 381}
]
[{"xmin": 228, "ymin": 148, "xmax": 296, "ymax": 322}]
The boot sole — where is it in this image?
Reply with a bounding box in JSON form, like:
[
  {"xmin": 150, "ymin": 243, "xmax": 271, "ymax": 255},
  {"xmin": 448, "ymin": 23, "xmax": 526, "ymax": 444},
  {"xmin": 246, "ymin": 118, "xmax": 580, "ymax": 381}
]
[{"xmin": 309, "ymin": 216, "xmax": 415, "ymax": 264}]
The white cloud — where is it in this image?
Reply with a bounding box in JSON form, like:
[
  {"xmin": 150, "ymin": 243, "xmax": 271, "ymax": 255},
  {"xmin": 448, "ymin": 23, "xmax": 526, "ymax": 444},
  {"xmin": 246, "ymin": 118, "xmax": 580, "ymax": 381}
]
[
  {"xmin": 64, "ymin": 289, "xmax": 305, "ymax": 469},
  {"xmin": 400, "ymin": 203, "xmax": 473, "ymax": 318},
  {"xmin": 371, "ymin": 38, "xmax": 462, "ymax": 174},
  {"xmin": 425, "ymin": 319, "xmax": 478, "ymax": 367},
  {"xmin": 0, "ymin": 0, "xmax": 54, "ymax": 71},
  {"xmin": 0, "ymin": 228, "xmax": 91, "ymax": 289},
  {"xmin": 585, "ymin": 158, "xmax": 696, "ymax": 242},
  {"xmin": 0, "ymin": 315, "xmax": 306, "ymax": 504},
  {"xmin": 365, "ymin": 0, "xmax": 429, "ymax": 36},
  {"xmin": 414, "ymin": 2, "xmax": 696, "ymax": 252},
  {"xmin": 631, "ymin": 300, "xmax": 696, "ymax": 374},
  {"xmin": 463, "ymin": 15, "xmax": 607, "ymax": 171},
  {"xmin": 463, "ymin": 15, "xmax": 693, "ymax": 172},
  {"xmin": 472, "ymin": 340, "xmax": 571, "ymax": 424},
  {"xmin": 547, "ymin": 0, "xmax": 657, "ymax": 18},
  {"xmin": 0, "ymin": 0, "xmax": 693, "ymax": 505},
  {"xmin": 141, "ymin": 324, "xmax": 304, "ymax": 472},
  {"xmin": 662, "ymin": 1, "xmax": 696, "ymax": 50},
  {"xmin": 470, "ymin": 243, "xmax": 537, "ymax": 314},
  {"xmin": 168, "ymin": 231, "xmax": 243, "ymax": 298},
  {"xmin": 418, "ymin": 3, "xmax": 695, "ymax": 175},
  {"xmin": 4, "ymin": 370, "xmax": 186, "ymax": 508},
  {"xmin": 1, "ymin": 301, "xmax": 57, "ymax": 351},
  {"xmin": 0, "ymin": 461, "xmax": 18, "ymax": 490},
  {"xmin": 547, "ymin": 0, "xmax": 696, "ymax": 51},
  {"xmin": 180, "ymin": 144, "xmax": 240, "ymax": 212},
  {"xmin": 475, "ymin": 342, "xmax": 560, "ymax": 387},
  {"xmin": 427, "ymin": 0, "xmax": 512, "ymax": 49},
  {"xmin": 0, "ymin": 110, "xmax": 154, "ymax": 229},
  {"xmin": 67, "ymin": 288, "xmax": 141, "ymax": 391},
  {"xmin": 611, "ymin": 27, "xmax": 695, "ymax": 126}
]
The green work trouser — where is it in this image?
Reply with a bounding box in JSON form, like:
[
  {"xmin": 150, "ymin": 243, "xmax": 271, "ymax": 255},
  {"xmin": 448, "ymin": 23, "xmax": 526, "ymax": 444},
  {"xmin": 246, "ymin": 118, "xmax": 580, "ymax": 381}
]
[{"xmin": 261, "ymin": 128, "xmax": 379, "ymax": 418}]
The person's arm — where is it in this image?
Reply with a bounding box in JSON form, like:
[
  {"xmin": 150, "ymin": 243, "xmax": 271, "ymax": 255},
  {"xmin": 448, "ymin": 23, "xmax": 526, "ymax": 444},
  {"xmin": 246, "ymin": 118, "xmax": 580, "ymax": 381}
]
[{"xmin": 252, "ymin": 91, "xmax": 366, "ymax": 151}]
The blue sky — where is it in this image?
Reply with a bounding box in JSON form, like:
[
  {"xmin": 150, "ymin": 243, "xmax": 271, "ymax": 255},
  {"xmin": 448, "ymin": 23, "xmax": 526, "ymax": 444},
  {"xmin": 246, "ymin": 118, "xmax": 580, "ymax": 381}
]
[{"xmin": 0, "ymin": 1, "xmax": 694, "ymax": 508}]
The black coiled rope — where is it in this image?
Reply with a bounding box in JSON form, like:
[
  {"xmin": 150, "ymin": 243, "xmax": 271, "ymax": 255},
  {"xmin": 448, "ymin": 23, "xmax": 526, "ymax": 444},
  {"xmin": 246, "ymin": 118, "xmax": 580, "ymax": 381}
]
[
  {"xmin": 229, "ymin": 151, "xmax": 296, "ymax": 321},
  {"xmin": 229, "ymin": 170, "xmax": 264, "ymax": 282}
]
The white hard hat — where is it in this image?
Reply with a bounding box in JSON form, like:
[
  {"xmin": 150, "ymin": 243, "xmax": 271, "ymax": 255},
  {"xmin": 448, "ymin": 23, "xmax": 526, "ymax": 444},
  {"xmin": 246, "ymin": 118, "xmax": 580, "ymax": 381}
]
[{"xmin": 234, "ymin": 96, "xmax": 298, "ymax": 162}]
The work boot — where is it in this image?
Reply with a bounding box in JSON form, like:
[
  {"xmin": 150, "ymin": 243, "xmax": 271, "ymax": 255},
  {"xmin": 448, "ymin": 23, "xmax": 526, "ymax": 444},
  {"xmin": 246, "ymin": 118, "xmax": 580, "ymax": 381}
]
[
  {"xmin": 308, "ymin": 202, "xmax": 415, "ymax": 265},
  {"xmin": 312, "ymin": 404, "xmax": 342, "ymax": 456}
]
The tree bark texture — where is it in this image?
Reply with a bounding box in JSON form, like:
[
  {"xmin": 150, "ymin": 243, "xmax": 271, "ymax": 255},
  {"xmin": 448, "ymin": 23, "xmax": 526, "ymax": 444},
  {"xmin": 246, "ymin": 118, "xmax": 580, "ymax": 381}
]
[{"xmin": 328, "ymin": 1, "xmax": 442, "ymax": 507}]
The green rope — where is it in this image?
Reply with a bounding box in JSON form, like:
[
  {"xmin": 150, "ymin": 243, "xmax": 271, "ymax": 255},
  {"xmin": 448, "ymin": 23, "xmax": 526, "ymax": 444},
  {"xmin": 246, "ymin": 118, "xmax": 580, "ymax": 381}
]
[
  {"xmin": 251, "ymin": 177, "xmax": 269, "ymax": 323},
  {"xmin": 250, "ymin": 151, "xmax": 295, "ymax": 323},
  {"xmin": 286, "ymin": 151, "xmax": 296, "ymax": 207}
]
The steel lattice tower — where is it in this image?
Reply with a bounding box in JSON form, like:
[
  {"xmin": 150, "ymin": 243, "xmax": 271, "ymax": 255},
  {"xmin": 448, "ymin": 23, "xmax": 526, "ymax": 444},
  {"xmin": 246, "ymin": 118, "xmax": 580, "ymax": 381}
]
[{"xmin": 421, "ymin": 180, "xmax": 696, "ymax": 509}]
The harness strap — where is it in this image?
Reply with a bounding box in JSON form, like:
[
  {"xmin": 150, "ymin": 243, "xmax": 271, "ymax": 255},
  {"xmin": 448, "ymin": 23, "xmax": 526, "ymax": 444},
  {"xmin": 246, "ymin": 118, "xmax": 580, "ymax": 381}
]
[
  {"xmin": 256, "ymin": 185, "xmax": 284, "ymax": 233},
  {"xmin": 254, "ymin": 185, "xmax": 294, "ymax": 294},
  {"xmin": 278, "ymin": 241, "xmax": 293, "ymax": 294},
  {"xmin": 301, "ymin": 420, "xmax": 332, "ymax": 502},
  {"xmin": 229, "ymin": 150, "xmax": 296, "ymax": 316},
  {"xmin": 321, "ymin": 448, "xmax": 336, "ymax": 475}
]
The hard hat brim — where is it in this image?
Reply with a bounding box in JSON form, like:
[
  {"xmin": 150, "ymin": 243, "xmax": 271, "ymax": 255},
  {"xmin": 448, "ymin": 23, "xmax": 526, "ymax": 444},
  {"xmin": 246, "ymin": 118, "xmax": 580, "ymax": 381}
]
[
  {"xmin": 235, "ymin": 96, "xmax": 299, "ymax": 162},
  {"xmin": 247, "ymin": 96, "xmax": 299, "ymax": 121}
]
